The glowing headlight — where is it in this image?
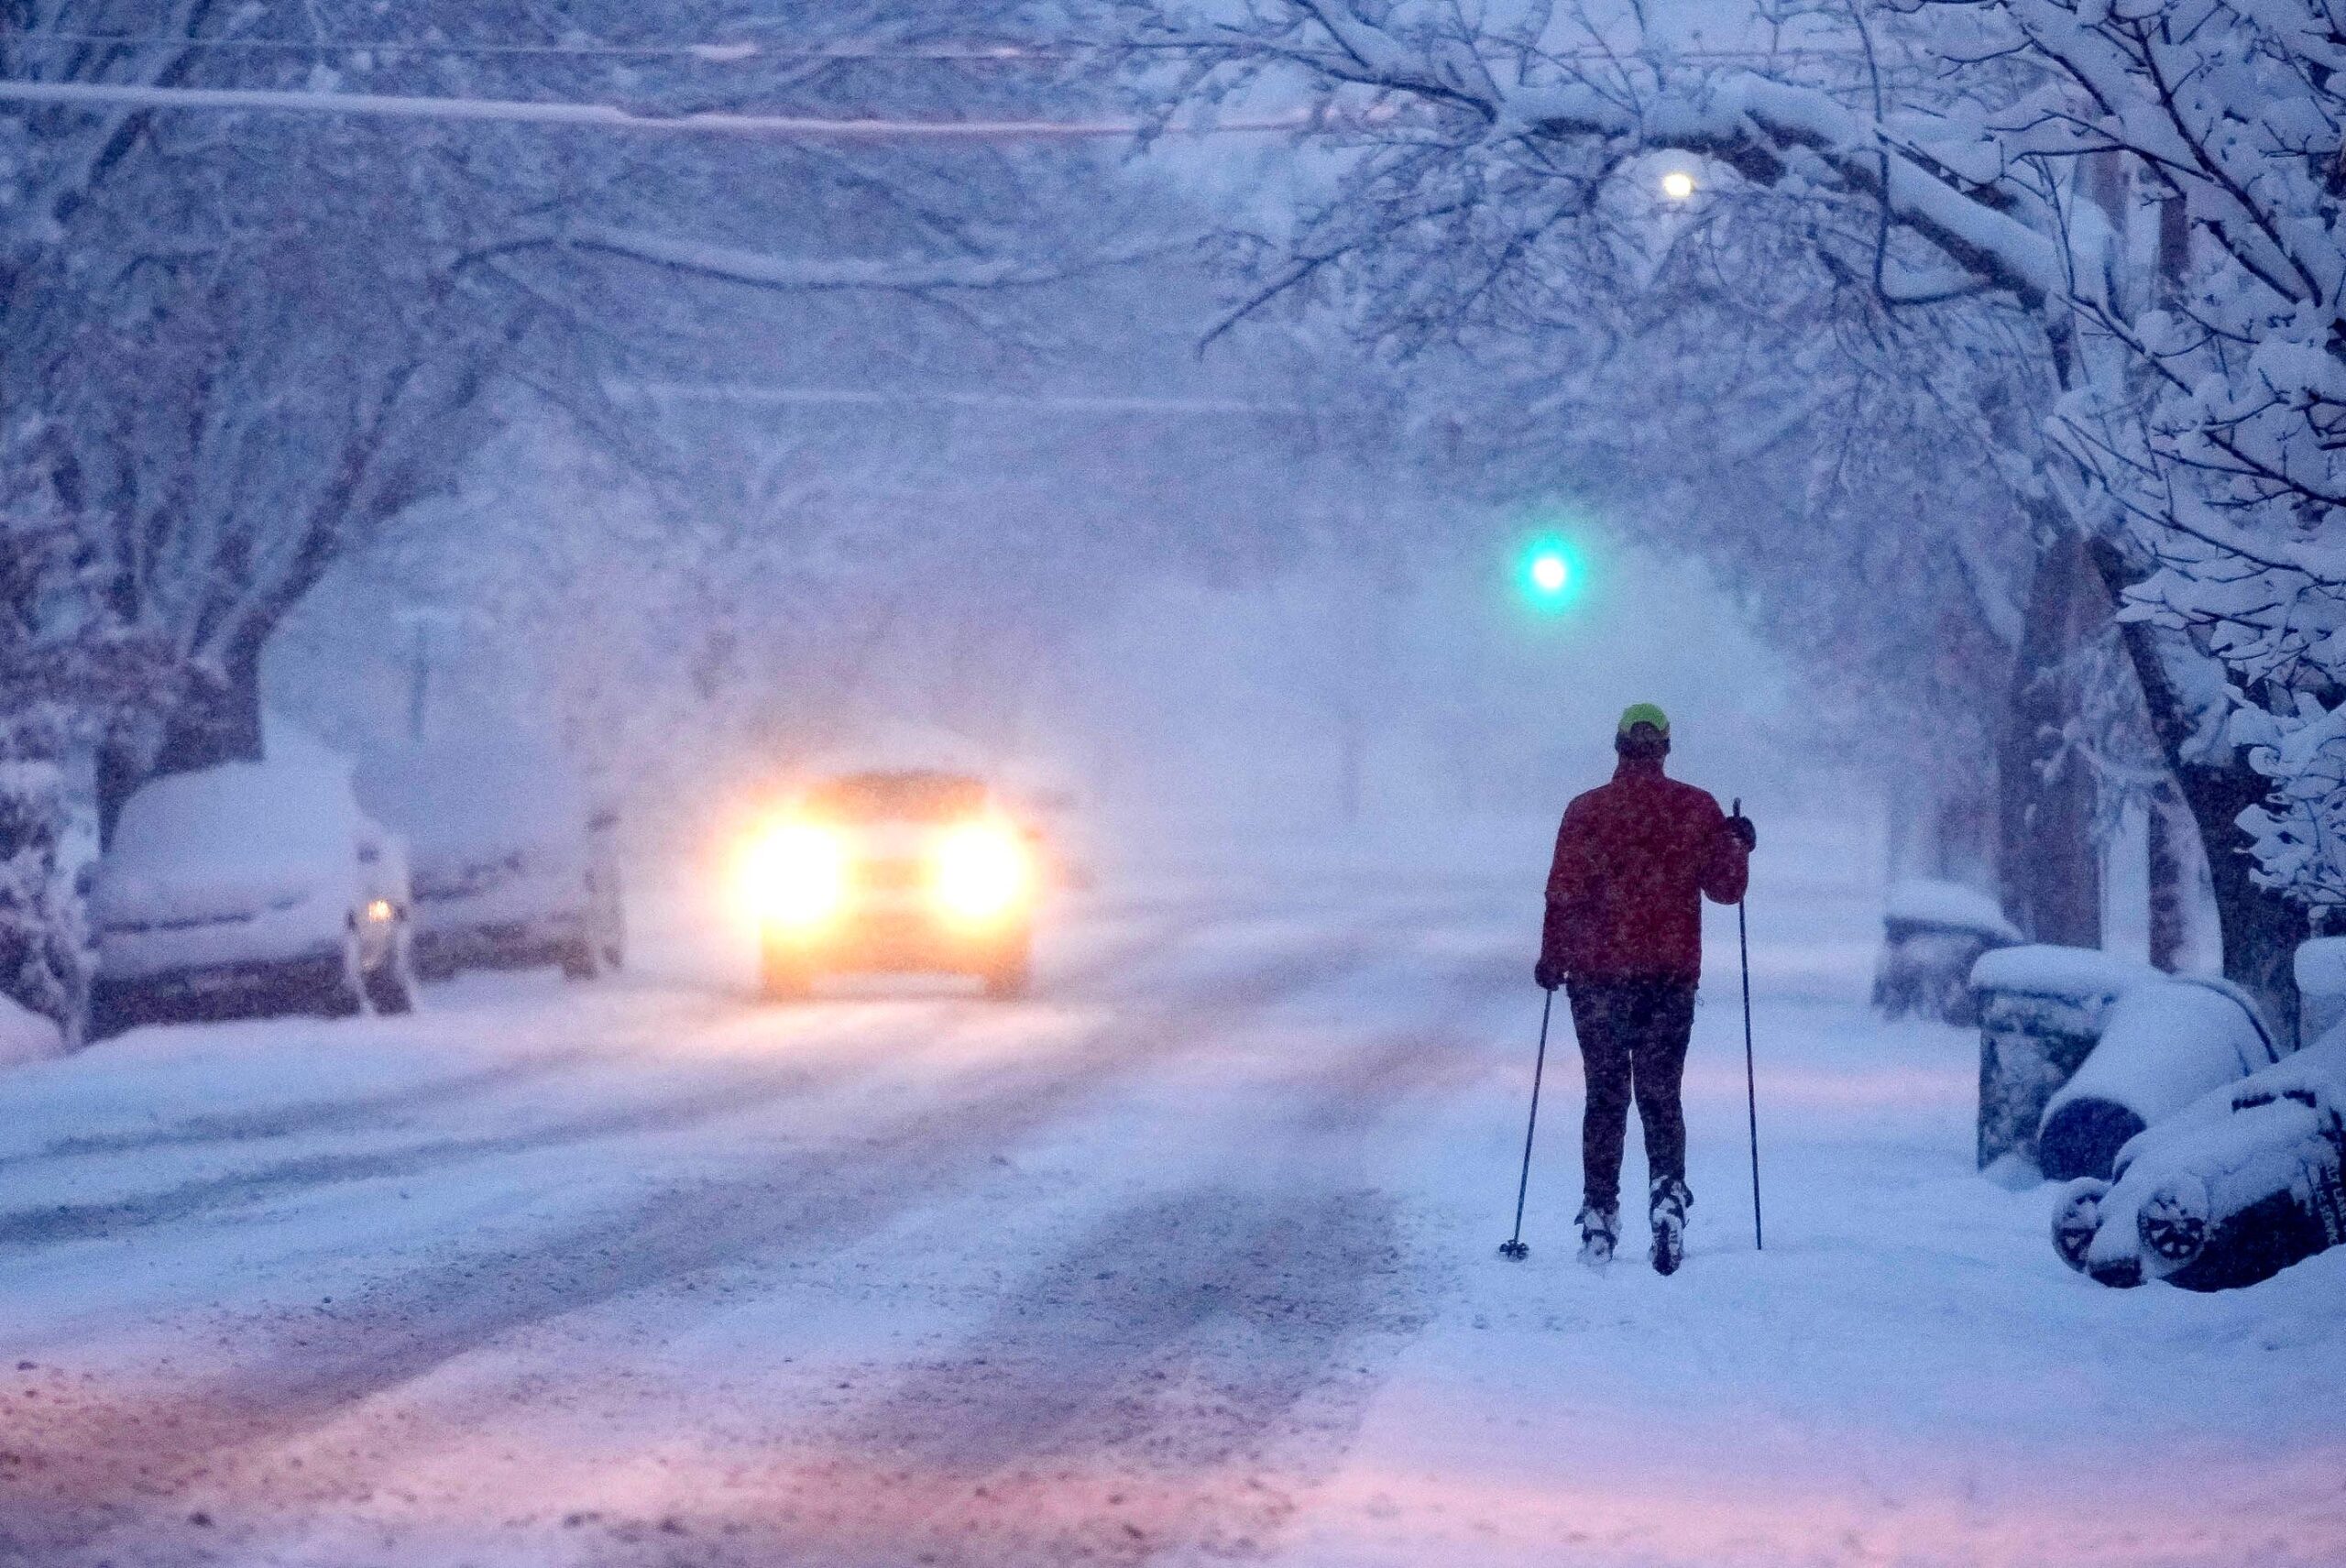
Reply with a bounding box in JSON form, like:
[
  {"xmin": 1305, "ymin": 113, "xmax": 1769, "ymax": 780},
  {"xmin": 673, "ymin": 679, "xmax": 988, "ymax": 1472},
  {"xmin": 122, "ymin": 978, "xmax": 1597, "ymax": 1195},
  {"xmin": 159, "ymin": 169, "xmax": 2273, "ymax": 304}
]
[
  {"xmin": 930, "ymin": 823, "xmax": 1031, "ymax": 924},
  {"xmin": 365, "ymin": 898, "xmax": 396, "ymax": 924},
  {"xmin": 738, "ymin": 820, "xmax": 849, "ymax": 928}
]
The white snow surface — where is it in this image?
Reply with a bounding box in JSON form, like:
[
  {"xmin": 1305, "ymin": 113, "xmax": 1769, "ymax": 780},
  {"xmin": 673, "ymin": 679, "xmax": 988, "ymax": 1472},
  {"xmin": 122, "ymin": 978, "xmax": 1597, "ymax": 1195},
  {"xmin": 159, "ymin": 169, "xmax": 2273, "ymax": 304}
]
[
  {"xmin": 1, "ymin": 811, "xmax": 2341, "ymax": 1566},
  {"xmin": 104, "ymin": 760, "xmax": 365, "ymax": 883}
]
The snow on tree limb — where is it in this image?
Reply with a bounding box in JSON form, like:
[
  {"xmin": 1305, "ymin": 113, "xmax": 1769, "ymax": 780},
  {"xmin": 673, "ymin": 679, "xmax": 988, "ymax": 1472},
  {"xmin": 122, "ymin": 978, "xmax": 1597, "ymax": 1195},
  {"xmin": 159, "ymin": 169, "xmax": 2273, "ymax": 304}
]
[{"xmin": 545, "ymin": 225, "xmax": 1130, "ymax": 295}]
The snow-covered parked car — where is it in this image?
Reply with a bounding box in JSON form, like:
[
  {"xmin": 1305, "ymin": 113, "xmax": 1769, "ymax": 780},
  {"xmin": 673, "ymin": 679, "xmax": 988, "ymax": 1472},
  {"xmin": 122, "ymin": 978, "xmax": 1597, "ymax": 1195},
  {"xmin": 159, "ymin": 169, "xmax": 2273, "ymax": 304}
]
[
  {"xmin": 2035, "ymin": 977, "xmax": 2279, "ymax": 1181},
  {"xmin": 356, "ymin": 739, "xmax": 623, "ymax": 982},
  {"xmin": 2054, "ymin": 1029, "xmax": 2346, "ymax": 1291},
  {"xmin": 86, "ymin": 761, "xmax": 416, "ymax": 1038},
  {"xmin": 1873, "ymin": 878, "xmax": 2021, "ymax": 1026}
]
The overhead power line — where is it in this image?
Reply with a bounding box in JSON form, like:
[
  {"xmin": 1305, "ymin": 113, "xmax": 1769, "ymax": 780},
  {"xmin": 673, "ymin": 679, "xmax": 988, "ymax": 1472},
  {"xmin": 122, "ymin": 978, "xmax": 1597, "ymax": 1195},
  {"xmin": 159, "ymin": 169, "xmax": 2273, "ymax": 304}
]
[
  {"xmin": 1, "ymin": 29, "xmax": 1075, "ymax": 63},
  {"xmin": 0, "ymin": 78, "xmax": 1341, "ymax": 138},
  {"xmin": 3, "ymin": 28, "xmax": 1893, "ymax": 67}
]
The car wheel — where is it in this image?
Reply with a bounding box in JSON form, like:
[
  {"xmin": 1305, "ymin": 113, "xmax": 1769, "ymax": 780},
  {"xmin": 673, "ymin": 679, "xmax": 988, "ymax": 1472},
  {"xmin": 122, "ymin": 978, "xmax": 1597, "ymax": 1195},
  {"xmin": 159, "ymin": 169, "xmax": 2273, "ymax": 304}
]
[
  {"xmin": 85, "ymin": 978, "xmax": 153, "ymax": 1042},
  {"xmin": 760, "ymin": 942, "xmax": 816, "ymax": 1001},
  {"xmin": 365, "ymin": 929, "xmax": 419, "ymax": 1014},
  {"xmin": 597, "ymin": 874, "xmax": 627, "ymax": 971},
  {"xmin": 308, "ymin": 937, "xmax": 367, "ymax": 1019}
]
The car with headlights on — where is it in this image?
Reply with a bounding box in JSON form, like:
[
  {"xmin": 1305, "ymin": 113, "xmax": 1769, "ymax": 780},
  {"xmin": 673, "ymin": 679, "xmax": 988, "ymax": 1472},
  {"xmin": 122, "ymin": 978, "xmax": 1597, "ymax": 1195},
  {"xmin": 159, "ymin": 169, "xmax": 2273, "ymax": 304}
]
[
  {"xmin": 86, "ymin": 761, "xmax": 415, "ymax": 1038},
  {"xmin": 737, "ymin": 769, "xmax": 1038, "ymax": 999},
  {"xmin": 356, "ymin": 738, "xmax": 623, "ymax": 982}
]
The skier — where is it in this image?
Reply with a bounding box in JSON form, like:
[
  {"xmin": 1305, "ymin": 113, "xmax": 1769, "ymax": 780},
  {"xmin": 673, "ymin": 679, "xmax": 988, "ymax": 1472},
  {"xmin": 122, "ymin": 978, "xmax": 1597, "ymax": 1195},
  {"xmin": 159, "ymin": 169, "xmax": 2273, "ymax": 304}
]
[{"xmin": 1535, "ymin": 704, "xmax": 1755, "ymax": 1274}]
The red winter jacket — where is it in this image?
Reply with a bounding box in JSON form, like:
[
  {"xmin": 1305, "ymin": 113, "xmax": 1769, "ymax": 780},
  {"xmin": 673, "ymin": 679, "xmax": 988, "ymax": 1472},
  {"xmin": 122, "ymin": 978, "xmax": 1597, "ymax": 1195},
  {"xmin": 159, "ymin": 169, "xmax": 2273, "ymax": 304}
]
[{"xmin": 1541, "ymin": 756, "xmax": 1749, "ymax": 985}]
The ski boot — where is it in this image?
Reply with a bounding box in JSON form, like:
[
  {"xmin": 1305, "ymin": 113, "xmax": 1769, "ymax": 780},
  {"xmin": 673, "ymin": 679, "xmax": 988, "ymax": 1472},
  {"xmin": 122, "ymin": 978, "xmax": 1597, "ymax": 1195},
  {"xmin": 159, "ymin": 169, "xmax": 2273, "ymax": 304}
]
[
  {"xmin": 1650, "ymin": 1176, "xmax": 1693, "ymax": 1276},
  {"xmin": 1575, "ymin": 1202, "xmax": 1619, "ymax": 1269}
]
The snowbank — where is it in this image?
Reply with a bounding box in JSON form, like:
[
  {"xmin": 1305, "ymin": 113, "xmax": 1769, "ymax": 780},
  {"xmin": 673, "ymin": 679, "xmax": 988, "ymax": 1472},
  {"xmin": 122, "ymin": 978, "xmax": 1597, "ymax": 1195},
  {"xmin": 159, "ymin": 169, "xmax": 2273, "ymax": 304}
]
[{"xmin": 0, "ymin": 994, "xmax": 65, "ymax": 1066}]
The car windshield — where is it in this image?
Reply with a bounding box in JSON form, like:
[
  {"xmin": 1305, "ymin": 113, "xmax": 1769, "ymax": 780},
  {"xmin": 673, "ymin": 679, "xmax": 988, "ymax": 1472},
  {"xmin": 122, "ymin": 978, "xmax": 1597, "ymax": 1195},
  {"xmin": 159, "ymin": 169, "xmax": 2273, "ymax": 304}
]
[{"xmin": 806, "ymin": 772, "xmax": 988, "ymax": 823}]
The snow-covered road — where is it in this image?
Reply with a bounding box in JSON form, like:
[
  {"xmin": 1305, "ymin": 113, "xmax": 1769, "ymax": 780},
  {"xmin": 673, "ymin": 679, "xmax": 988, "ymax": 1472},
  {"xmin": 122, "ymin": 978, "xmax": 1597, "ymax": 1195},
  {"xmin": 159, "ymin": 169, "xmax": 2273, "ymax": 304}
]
[{"xmin": 3, "ymin": 822, "xmax": 2341, "ymax": 1567}]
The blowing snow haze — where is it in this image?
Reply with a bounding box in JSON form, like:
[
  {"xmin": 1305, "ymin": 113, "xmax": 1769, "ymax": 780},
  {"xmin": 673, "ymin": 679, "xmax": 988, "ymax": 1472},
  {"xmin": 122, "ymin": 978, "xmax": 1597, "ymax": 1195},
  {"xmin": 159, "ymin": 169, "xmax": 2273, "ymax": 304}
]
[{"xmin": 2, "ymin": 3, "xmax": 2342, "ymax": 1565}]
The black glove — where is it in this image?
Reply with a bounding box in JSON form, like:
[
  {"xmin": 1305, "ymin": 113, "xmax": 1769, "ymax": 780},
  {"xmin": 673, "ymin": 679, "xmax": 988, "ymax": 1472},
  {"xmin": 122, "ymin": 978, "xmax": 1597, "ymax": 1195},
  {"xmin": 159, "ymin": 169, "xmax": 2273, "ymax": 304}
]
[
  {"xmin": 1534, "ymin": 955, "xmax": 1566, "ymax": 992},
  {"xmin": 1726, "ymin": 813, "xmax": 1758, "ymax": 852}
]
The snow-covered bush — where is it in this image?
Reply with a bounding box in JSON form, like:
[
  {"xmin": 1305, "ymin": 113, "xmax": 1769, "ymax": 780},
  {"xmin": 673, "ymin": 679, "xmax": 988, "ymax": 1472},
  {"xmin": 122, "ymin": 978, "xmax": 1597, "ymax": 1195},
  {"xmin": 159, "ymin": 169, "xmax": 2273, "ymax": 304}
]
[{"xmin": 0, "ymin": 759, "xmax": 87, "ymax": 1050}]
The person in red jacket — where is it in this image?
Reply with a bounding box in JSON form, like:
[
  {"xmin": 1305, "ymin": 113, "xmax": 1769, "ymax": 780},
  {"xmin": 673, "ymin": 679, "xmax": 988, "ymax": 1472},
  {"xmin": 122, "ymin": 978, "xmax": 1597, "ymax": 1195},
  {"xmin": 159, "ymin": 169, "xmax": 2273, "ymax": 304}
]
[{"xmin": 1536, "ymin": 704, "xmax": 1754, "ymax": 1273}]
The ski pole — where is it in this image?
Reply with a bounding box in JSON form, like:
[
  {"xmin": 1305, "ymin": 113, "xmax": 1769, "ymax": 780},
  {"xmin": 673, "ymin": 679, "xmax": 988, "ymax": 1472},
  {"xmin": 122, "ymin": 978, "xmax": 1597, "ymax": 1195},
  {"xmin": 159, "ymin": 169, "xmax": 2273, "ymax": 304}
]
[
  {"xmin": 1498, "ymin": 988, "xmax": 1555, "ymax": 1260},
  {"xmin": 1735, "ymin": 798, "xmax": 1763, "ymax": 1252}
]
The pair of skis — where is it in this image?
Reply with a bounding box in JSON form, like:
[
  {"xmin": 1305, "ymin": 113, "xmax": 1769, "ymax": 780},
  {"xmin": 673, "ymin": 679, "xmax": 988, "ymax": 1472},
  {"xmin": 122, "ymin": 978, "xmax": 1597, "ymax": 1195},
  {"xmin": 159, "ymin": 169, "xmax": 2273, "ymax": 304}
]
[{"xmin": 1499, "ymin": 854, "xmax": 1763, "ymax": 1267}]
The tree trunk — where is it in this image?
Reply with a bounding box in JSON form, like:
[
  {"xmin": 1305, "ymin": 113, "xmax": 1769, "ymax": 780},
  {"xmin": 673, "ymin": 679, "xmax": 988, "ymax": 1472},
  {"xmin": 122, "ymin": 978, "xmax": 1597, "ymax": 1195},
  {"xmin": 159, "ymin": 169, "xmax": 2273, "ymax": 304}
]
[
  {"xmin": 153, "ymin": 641, "xmax": 267, "ymax": 780},
  {"xmin": 2088, "ymin": 543, "xmax": 2307, "ymax": 1043},
  {"xmin": 1998, "ymin": 531, "xmax": 2104, "ymax": 947},
  {"xmin": 1333, "ymin": 709, "xmax": 1365, "ymax": 825},
  {"xmin": 2168, "ymin": 758, "xmax": 2304, "ymax": 1047},
  {"xmin": 101, "ymin": 638, "xmax": 270, "ymax": 841},
  {"xmin": 2146, "ymin": 791, "xmax": 2206, "ymax": 972}
]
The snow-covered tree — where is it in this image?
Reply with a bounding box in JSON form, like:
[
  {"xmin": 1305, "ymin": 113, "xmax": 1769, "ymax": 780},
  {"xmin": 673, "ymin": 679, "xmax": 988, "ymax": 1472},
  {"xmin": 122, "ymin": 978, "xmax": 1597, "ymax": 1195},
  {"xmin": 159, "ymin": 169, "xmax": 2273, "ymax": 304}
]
[
  {"xmin": 0, "ymin": 1, "xmax": 1159, "ymax": 1025},
  {"xmin": 1118, "ymin": 0, "xmax": 2342, "ymax": 1028}
]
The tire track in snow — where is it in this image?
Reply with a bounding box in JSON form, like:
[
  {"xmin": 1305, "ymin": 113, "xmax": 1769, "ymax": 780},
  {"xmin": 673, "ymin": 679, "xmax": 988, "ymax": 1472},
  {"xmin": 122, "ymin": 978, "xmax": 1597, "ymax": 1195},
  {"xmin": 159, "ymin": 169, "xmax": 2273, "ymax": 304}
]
[
  {"xmin": 0, "ymin": 907, "xmax": 1258, "ymax": 1254},
  {"xmin": 0, "ymin": 904, "xmax": 1209, "ymax": 1180},
  {"xmin": 0, "ymin": 919, "xmax": 1420, "ymax": 1565},
  {"xmin": 557, "ymin": 962, "xmax": 1509, "ymax": 1567}
]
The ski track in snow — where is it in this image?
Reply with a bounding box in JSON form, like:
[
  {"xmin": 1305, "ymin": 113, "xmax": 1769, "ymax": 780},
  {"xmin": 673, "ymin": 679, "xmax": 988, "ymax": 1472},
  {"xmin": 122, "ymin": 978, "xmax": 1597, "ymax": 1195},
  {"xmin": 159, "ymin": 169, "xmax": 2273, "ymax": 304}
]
[{"xmin": 0, "ymin": 842, "xmax": 2341, "ymax": 1567}]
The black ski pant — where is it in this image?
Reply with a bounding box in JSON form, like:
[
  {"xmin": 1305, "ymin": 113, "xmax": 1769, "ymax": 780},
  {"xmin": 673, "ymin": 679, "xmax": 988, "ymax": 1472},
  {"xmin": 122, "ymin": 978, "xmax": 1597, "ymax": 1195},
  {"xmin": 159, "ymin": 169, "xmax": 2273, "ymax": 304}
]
[{"xmin": 1566, "ymin": 978, "xmax": 1697, "ymax": 1214}]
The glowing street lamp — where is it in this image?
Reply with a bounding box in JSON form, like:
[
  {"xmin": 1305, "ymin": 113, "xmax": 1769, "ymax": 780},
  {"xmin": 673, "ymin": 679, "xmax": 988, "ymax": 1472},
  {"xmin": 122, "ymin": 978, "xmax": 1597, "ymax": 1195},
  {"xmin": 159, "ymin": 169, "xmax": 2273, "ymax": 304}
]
[{"xmin": 1660, "ymin": 169, "xmax": 1696, "ymax": 202}]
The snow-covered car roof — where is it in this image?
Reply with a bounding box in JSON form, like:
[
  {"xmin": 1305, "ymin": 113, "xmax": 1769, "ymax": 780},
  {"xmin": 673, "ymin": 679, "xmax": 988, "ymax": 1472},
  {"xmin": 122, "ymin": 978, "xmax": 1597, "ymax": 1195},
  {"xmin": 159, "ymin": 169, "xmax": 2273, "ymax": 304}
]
[
  {"xmin": 110, "ymin": 761, "xmax": 369, "ymax": 872},
  {"xmin": 356, "ymin": 739, "xmax": 589, "ymax": 857}
]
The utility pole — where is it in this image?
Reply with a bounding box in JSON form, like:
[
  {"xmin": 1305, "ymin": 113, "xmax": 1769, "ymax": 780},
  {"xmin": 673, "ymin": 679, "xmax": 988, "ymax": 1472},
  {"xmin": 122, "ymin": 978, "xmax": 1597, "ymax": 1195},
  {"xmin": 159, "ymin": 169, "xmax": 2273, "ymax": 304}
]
[{"xmin": 407, "ymin": 618, "xmax": 433, "ymax": 742}]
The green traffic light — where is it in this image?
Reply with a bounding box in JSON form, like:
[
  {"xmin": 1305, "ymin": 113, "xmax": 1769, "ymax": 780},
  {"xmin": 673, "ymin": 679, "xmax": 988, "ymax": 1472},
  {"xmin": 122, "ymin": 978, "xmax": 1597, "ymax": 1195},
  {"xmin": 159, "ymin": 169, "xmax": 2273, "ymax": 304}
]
[{"xmin": 1518, "ymin": 536, "xmax": 1584, "ymax": 610}]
